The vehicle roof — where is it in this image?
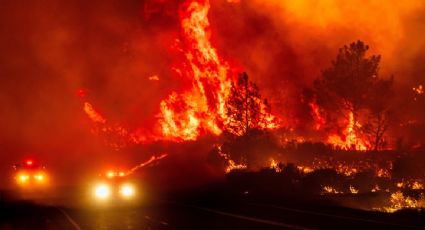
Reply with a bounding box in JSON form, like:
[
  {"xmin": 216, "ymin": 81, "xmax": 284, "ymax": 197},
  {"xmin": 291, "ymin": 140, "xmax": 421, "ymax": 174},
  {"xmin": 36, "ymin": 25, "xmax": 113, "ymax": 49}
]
[{"xmin": 13, "ymin": 161, "xmax": 45, "ymax": 170}]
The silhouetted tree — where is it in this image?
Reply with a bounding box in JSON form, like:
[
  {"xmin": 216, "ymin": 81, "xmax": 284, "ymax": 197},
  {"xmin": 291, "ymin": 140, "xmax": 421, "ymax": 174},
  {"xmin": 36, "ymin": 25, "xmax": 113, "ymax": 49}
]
[
  {"xmin": 362, "ymin": 77, "xmax": 394, "ymax": 150},
  {"xmin": 314, "ymin": 41, "xmax": 379, "ymax": 127},
  {"xmin": 313, "ymin": 40, "xmax": 393, "ymax": 149},
  {"xmin": 222, "ymin": 74, "xmax": 278, "ymax": 168},
  {"xmin": 225, "ymin": 72, "xmax": 272, "ymax": 136}
]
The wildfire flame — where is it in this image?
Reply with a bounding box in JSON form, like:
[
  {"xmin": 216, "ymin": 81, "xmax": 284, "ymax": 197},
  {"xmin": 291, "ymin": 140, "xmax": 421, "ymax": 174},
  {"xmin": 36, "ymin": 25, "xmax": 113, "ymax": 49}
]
[
  {"xmin": 160, "ymin": 0, "xmax": 278, "ymax": 141},
  {"xmin": 322, "ymin": 186, "xmax": 342, "ymax": 194},
  {"xmin": 297, "ymin": 165, "xmax": 314, "ymax": 174},
  {"xmin": 327, "ymin": 112, "xmax": 368, "ymax": 150},
  {"xmin": 413, "ymin": 84, "xmax": 424, "ymax": 101},
  {"xmin": 413, "ymin": 84, "xmax": 424, "ymax": 95},
  {"xmin": 308, "ymin": 100, "xmax": 325, "ymax": 130},
  {"xmin": 371, "ymin": 184, "xmax": 380, "ymax": 192},
  {"xmin": 158, "ymin": 0, "xmax": 233, "ymax": 141},
  {"xmin": 83, "ymin": 102, "xmax": 106, "ymax": 124},
  {"xmin": 81, "ymin": 0, "xmax": 278, "ymax": 145},
  {"xmin": 378, "ymin": 191, "xmax": 425, "ymax": 213},
  {"xmin": 217, "ymin": 145, "xmax": 247, "ymax": 173},
  {"xmin": 349, "ymin": 185, "xmax": 359, "ymax": 194},
  {"xmin": 126, "ymin": 153, "xmax": 168, "ymax": 176},
  {"xmin": 269, "ymin": 159, "xmax": 281, "ymax": 172},
  {"xmin": 149, "ymin": 75, "xmax": 160, "ymax": 81}
]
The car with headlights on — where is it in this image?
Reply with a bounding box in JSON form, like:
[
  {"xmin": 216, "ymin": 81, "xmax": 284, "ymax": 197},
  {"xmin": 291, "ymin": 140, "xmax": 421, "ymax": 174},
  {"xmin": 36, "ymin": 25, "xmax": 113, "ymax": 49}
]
[
  {"xmin": 91, "ymin": 170, "xmax": 139, "ymax": 205},
  {"xmin": 12, "ymin": 160, "xmax": 48, "ymax": 188}
]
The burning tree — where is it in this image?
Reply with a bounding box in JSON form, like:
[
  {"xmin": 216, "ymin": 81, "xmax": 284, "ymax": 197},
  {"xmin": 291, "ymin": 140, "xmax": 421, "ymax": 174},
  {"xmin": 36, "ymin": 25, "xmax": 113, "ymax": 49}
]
[
  {"xmin": 219, "ymin": 72, "xmax": 279, "ymax": 169},
  {"xmin": 225, "ymin": 72, "xmax": 273, "ymax": 136},
  {"xmin": 313, "ymin": 40, "xmax": 393, "ymax": 150}
]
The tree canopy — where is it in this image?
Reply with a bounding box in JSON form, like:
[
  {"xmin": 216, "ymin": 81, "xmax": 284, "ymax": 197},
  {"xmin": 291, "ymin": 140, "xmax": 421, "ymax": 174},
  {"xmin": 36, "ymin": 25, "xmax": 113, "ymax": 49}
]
[
  {"xmin": 225, "ymin": 72, "xmax": 272, "ymax": 136},
  {"xmin": 314, "ymin": 40, "xmax": 381, "ymax": 116},
  {"xmin": 312, "ymin": 40, "xmax": 393, "ymax": 150}
]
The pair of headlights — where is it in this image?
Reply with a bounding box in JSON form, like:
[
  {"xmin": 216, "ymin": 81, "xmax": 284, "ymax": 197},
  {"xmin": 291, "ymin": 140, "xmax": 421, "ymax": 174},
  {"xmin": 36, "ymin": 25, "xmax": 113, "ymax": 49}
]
[
  {"xmin": 94, "ymin": 183, "xmax": 135, "ymax": 199},
  {"xmin": 17, "ymin": 173, "xmax": 45, "ymax": 184}
]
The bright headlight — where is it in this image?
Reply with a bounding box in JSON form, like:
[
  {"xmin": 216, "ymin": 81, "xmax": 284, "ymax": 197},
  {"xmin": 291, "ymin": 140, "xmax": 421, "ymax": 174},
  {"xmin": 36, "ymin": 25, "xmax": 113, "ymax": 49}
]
[
  {"xmin": 18, "ymin": 174, "xmax": 29, "ymax": 183},
  {"xmin": 34, "ymin": 174, "xmax": 45, "ymax": 181},
  {"xmin": 120, "ymin": 184, "xmax": 135, "ymax": 198},
  {"xmin": 95, "ymin": 184, "xmax": 111, "ymax": 199}
]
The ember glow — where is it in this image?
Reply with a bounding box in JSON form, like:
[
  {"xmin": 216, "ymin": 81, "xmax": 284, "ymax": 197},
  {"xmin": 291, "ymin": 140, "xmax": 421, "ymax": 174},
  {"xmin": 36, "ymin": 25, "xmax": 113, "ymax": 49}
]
[
  {"xmin": 126, "ymin": 153, "xmax": 168, "ymax": 176},
  {"xmin": 217, "ymin": 145, "xmax": 247, "ymax": 173},
  {"xmin": 376, "ymin": 191, "xmax": 425, "ymax": 213},
  {"xmin": 327, "ymin": 112, "xmax": 368, "ymax": 151},
  {"xmin": 83, "ymin": 102, "xmax": 107, "ymax": 124},
  {"xmin": 308, "ymin": 100, "xmax": 325, "ymax": 131},
  {"xmin": 269, "ymin": 159, "xmax": 281, "ymax": 172},
  {"xmin": 322, "ymin": 186, "xmax": 342, "ymax": 195},
  {"xmin": 413, "ymin": 84, "xmax": 423, "ymax": 95},
  {"xmin": 148, "ymin": 75, "xmax": 160, "ymax": 81}
]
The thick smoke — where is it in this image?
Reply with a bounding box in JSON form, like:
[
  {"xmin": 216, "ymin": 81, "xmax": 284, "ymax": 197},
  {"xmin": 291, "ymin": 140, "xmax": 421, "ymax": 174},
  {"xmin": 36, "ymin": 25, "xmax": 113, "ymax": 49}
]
[
  {"xmin": 0, "ymin": 0, "xmax": 182, "ymax": 185},
  {"xmin": 208, "ymin": 0, "xmax": 425, "ymax": 141}
]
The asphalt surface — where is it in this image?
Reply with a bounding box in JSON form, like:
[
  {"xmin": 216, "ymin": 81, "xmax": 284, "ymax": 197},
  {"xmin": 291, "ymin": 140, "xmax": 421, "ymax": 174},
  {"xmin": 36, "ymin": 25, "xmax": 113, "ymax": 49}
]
[{"xmin": 1, "ymin": 190, "xmax": 425, "ymax": 230}]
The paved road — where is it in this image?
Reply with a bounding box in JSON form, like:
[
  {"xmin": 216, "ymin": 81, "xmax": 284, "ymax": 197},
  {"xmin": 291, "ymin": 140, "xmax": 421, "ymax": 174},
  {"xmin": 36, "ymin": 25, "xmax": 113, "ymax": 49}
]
[
  {"xmin": 1, "ymin": 188, "xmax": 425, "ymax": 230},
  {"xmin": 2, "ymin": 197, "xmax": 425, "ymax": 230}
]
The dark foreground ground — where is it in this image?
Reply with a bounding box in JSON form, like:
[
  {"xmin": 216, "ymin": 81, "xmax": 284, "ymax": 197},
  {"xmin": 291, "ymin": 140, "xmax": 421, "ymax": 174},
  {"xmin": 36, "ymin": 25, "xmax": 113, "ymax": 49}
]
[
  {"xmin": 0, "ymin": 185, "xmax": 425, "ymax": 229},
  {"xmin": 1, "ymin": 187, "xmax": 425, "ymax": 230}
]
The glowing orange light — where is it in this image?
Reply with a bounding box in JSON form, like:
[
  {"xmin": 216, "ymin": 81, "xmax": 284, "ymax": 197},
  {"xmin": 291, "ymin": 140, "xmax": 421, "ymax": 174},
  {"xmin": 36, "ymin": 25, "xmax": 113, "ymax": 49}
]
[
  {"xmin": 34, "ymin": 174, "xmax": 44, "ymax": 182},
  {"xmin": 413, "ymin": 84, "xmax": 424, "ymax": 95},
  {"xmin": 148, "ymin": 75, "xmax": 159, "ymax": 81},
  {"xmin": 217, "ymin": 145, "xmax": 246, "ymax": 173},
  {"xmin": 83, "ymin": 102, "xmax": 106, "ymax": 124},
  {"xmin": 26, "ymin": 160, "xmax": 33, "ymax": 166},
  {"xmin": 327, "ymin": 112, "xmax": 368, "ymax": 150},
  {"xmin": 18, "ymin": 174, "xmax": 29, "ymax": 183},
  {"xmin": 270, "ymin": 159, "xmax": 281, "ymax": 172},
  {"xmin": 106, "ymin": 171, "xmax": 115, "ymax": 178},
  {"xmin": 127, "ymin": 153, "xmax": 168, "ymax": 176},
  {"xmin": 309, "ymin": 101, "xmax": 325, "ymax": 130}
]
